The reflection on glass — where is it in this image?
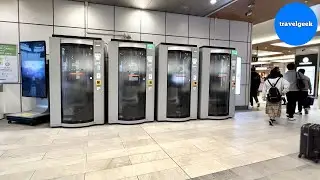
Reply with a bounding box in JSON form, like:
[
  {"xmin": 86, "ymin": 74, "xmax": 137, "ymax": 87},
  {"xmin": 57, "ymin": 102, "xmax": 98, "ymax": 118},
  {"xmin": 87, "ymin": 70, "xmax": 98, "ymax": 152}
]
[
  {"xmin": 209, "ymin": 53, "xmax": 231, "ymax": 116},
  {"xmin": 118, "ymin": 47, "xmax": 146, "ymax": 121},
  {"xmin": 167, "ymin": 50, "xmax": 191, "ymax": 118},
  {"xmin": 61, "ymin": 44, "xmax": 94, "ymax": 124}
]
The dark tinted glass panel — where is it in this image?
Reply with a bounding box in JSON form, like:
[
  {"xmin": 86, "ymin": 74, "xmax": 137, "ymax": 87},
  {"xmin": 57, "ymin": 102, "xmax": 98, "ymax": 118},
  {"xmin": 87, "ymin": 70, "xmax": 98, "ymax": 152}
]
[
  {"xmin": 209, "ymin": 53, "xmax": 231, "ymax": 116},
  {"xmin": 118, "ymin": 47, "xmax": 146, "ymax": 121},
  {"xmin": 61, "ymin": 44, "xmax": 94, "ymax": 124},
  {"xmin": 167, "ymin": 50, "xmax": 191, "ymax": 118}
]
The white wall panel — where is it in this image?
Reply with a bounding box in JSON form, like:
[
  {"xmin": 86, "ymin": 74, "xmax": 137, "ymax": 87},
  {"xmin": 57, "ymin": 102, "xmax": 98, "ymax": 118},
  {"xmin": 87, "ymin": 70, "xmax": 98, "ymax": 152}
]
[
  {"xmin": 141, "ymin": 11, "xmax": 165, "ymax": 35},
  {"xmin": 54, "ymin": 0, "xmax": 85, "ymax": 28},
  {"xmin": 210, "ymin": 40, "xmax": 229, "ymax": 47},
  {"xmin": 20, "ymin": 24, "xmax": 53, "ymax": 53},
  {"xmin": 189, "ymin": 16, "xmax": 209, "ymax": 38},
  {"xmin": 19, "ymin": 0, "xmax": 53, "ymax": 25},
  {"xmin": 166, "ymin": 36, "xmax": 188, "ymax": 44},
  {"xmin": 87, "ymin": 29, "xmax": 114, "ymax": 44},
  {"xmin": 114, "ymin": 32, "xmax": 140, "ymax": 41},
  {"xmin": 141, "ymin": 34, "xmax": 165, "ymax": 46},
  {"xmin": 230, "ymin": 41, "xmax": 248, "ymax": 63},
  {"xmin": 189, "ymin": 38, "xmax": 209, "ymax": 47},
  {"xmin": 3, "ymin": 85, "xmax": 21, "ymax": 113},
  {"xmin": 240, "ymin": 64, "xmax": 249, "ymax": 85},
  {"xmin": 54, "ymin": 27, "xmax": 85, "ymax": 37},
  {"xmin": 235, "ymin": 85, "xmax": 248, "ymax": 106},
  {"xmin": 166, "ymin": 13, "xmax": 188, "ymax": 37},
  {"xmin": 115, "ymin": 7, "xmax": 141, "ymax": 33},
  {"xmin": 230, "ymin": 21, "xmax": 249, "ymax": 42},
  {"xmin": 22, "ymin": 97, "xmax": 36, "ymax": 112},
  {"xmin": 0, "ymin": 22, "xmax": 19, "ymax": 44},
  {"xmin": 88, "ymin": 3, "xmax": 114, "ymax": 30},
  {"xmin": 213, "ymin": 19, "xmax": 230, "ymax": 41},
  {"xmin": 0, "ymin": 0, "xmax": 18, "ymax": 22}
]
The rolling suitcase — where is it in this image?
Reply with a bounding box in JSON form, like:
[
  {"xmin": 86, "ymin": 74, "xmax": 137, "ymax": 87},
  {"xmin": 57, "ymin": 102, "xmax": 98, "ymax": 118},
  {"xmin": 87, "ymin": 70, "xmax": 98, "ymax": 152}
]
[
  {"xmin": 306, "ymin": 96, "xmax": 314, "ymax": 106},
  {"xmin": 299, "ymin": 123, "xmax": 320, "ymax": 163}
]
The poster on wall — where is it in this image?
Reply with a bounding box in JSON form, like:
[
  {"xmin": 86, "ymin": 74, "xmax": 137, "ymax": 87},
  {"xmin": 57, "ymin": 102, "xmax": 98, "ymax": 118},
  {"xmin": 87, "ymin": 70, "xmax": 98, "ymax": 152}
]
[
  {"xmin": 0, "ymin": 44, "xmax": 18, "ymax": 83},
  {"xmin": 235, "ymin": 57, "xmax": 242, "ymax": 95}
]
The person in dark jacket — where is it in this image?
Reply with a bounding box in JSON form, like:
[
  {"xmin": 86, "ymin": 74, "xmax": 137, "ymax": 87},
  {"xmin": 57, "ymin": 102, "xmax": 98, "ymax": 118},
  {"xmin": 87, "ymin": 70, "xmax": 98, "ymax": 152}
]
[{"xmin": 250, "ymin": 67, "xmax": 261, "ymax": 107}]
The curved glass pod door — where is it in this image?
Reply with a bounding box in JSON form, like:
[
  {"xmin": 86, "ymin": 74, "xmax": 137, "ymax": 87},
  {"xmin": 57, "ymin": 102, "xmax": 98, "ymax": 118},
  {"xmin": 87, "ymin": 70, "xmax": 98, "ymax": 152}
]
[
  {"xmin": 209, "ymin": 53, "xmax": 231, "ymax": 116},
  {"xmin": 118, "ymin": 47, "xmax": 146, "ymax": 121},
  {"xmin": 60, "ymin": 44, "xmax": 94, "ymax": 124},
  {"xmin": 167, "ymin": 50, "xmax": 191, "ymax": 118}
]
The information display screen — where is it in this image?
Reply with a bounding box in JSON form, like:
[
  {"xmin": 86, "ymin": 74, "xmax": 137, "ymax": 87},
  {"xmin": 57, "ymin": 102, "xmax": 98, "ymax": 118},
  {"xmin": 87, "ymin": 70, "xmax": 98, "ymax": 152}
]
[{"xmin": 20, "ymin": 41, "xmax": 47, "ymax": 98}]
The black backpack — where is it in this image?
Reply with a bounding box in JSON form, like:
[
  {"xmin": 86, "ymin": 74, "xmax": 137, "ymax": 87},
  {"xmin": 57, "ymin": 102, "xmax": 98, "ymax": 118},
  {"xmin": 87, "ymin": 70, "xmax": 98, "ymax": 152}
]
[
  {"xmin": 296, "ymin": 72, "xmax": 305, "ymax": 90},
  {"xmin": 267, "ymin": 78, "xmax": 282, "ymax": 103}
]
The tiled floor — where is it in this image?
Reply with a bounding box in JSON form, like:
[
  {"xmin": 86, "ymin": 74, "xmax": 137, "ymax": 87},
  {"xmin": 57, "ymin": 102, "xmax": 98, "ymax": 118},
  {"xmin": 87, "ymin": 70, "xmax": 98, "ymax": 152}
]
[{"xmin": 0, "ymin": 108, "xmax": 319, "ymax": 180}]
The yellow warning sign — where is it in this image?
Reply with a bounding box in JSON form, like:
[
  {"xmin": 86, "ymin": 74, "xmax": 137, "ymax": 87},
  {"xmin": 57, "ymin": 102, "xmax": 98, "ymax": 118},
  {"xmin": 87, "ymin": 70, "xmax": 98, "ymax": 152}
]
[{"xmin": 96, "ymin": 80, "xmax": 101, "ymax": 86}]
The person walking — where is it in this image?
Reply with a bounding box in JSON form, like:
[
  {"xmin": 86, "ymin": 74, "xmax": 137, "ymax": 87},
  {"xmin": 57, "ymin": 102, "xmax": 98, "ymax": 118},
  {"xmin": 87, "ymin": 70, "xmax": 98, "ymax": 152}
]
[
  {"xmin": 250, "ymin": 67, "xmax": 261, "ymax": 107},
  {"xmin": 263, "ymin": 68, "xmax": 290, "ymax": 126},
  {"xmin": 297, "ymin": 69, "xmax": 312, "ymax": 115},
  {"xmin": 284, "ymin": 63, "xmax": 306, "ymax": 120}
]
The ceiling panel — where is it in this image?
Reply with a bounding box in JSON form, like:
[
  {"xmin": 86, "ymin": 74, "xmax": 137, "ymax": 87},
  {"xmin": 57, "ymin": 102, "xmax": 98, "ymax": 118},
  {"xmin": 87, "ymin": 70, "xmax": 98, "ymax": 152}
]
[
  {"xmin": 78, "ymin": 0, "xmax": 237, "ymax": 17},
  {"xmin": 210, "ymin": 0, "xmax": 320, "ymax": 24}
]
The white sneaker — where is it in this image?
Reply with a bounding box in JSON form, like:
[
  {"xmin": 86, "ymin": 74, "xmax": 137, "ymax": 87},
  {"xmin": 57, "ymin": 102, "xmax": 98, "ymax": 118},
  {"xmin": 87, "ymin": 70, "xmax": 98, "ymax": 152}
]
[{"xmin": 288, "ymin": 117, "xmax": 296, "ymax": 121}]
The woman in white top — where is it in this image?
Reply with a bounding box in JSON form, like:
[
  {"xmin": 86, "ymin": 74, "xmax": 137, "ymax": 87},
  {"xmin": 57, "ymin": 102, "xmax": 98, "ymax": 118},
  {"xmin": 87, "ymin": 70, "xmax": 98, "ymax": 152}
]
[{"xmin": 262, "ymin": 68, "xmax": 290, "ymax": 126}]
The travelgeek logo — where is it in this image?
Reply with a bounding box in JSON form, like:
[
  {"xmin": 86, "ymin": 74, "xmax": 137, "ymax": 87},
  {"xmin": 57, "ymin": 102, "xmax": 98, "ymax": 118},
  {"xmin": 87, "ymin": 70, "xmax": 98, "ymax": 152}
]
[
  {"xmin": 279, "ymin": 21, "xmax": 313, "ymax": 28},
  {"xmin": 274, "ymin": 2, "xmax": 318, "ymax": 46}
]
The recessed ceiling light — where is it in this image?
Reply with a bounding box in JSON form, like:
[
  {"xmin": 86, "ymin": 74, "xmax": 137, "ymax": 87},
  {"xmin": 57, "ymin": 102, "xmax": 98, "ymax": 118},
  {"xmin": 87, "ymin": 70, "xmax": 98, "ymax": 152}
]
[{"xmin": 210, "ymin": 0, "xmax": 217, "ymax": 5}]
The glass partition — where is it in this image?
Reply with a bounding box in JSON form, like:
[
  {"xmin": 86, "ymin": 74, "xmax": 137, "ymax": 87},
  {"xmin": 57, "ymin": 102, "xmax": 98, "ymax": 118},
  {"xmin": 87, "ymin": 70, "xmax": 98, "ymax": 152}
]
[
  {"xmin": 118, "ymin": 47, "xmax": 146, "ymax": 121},
  {"xmin": 60, "ymin": 43, "xmax": 94, "ymax": 124},
  {"xmin": 167, "ymin": 50, "xmax": 191, "ymax": 118}
]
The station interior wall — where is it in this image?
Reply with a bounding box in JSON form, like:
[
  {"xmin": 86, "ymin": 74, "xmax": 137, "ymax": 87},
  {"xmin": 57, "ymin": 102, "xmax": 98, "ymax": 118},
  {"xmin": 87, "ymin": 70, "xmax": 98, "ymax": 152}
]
[{"xmin": 0, "ymin": 0, "xmax": 252, "ymax": 117}]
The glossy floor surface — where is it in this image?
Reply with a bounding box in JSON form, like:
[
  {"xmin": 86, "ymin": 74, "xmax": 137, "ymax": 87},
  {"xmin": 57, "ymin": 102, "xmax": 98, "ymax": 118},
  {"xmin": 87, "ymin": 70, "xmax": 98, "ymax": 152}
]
[{"xmin": 0, "ymin": 107, "xmax": 319, "ymax": 180}]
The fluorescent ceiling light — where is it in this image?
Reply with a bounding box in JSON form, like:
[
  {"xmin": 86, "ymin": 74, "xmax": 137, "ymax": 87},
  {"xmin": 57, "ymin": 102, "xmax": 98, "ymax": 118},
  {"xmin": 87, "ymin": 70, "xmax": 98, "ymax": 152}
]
[
  {"xmin": 252, "ymin": 50, "xmax": 283, "ymax": 57},
  {"xmin": 258, "ymin": 55, "xmax": 295, "ymax": 61},
  {"xmin": 271, "ymin": 36, "xmax": 320, "ymax": 48},
  {"xmin": 271, "ymin": 59, "xmax": 295, "ymax": 63},
  {"xmin": 251, "ymin": 61, "xmax": 271, "ymax": 65},
  {"xmin": 210, "ymin": 0, "xmax": 217, "ymax": 4},
  {"xmin": 256, "ymin": 67, "xmax": 268, "ymax": 70}
]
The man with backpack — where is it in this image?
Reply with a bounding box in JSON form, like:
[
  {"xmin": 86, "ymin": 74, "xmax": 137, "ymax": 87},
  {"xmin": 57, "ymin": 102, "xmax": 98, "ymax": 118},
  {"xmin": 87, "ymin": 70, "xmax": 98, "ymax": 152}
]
[
  {"xmin": 284, "ymin": 63, "xmax": 306, "ymax": 120},
  {"xmin": 263, "ymin": 68, "xmax": 290, "ymax": 126}
]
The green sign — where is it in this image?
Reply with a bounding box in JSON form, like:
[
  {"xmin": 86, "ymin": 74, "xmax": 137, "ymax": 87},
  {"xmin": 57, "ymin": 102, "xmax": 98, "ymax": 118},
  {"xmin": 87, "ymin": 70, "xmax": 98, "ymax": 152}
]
[
  {"xmin": 0, "ymin": 44, "xmax": 16, "ymax": 56},
  {"xmin": 0, "ymin": 44, "xmax": 18, "ymax": 83},
  {"xmin": 147, "ymin": 44, "xmax": 154, "ymax": 49},
  {"xmin": 231, "ymin": 50, "xmax": 238, "ymax": 55}
]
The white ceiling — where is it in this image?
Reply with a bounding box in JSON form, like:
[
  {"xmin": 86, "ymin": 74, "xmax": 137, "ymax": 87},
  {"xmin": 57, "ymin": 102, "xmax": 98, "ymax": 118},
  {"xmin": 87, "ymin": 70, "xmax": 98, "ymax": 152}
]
[
  {"xmin": 252, "ymin": 4, "xmax": 320, "ymax": 46},
  {"xmin": 76, "ymin": 0, "xmax": 236, "ymax": 16}
]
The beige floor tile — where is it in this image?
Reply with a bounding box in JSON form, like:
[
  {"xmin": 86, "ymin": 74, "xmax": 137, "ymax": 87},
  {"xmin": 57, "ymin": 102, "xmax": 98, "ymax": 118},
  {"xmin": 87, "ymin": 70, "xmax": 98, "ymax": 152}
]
[
  {"xmin": 53, "ymin": 173, "xmax": 85, "ymax": 180},
  {"xmin": 129, "ymin": 150, "xmax": 168, "ymax": 164},
  {"xmin": 123, "ymin": 138, "xmax": 156, "ymax": 149},
  {"xmin": 0, "ymin": 171, "xmax": 34, "ymax": 180},
  {"xmin": 87, "ymin": 149, "xmax": 128, "ymax": 162},
  {"xmin": 31, "ymin": 162, "xmax": 85, "ymax": 180},
  {"xmin": 164, "ymin": 145, "xmax": 202, "ymax": 157},
  {"xmin": 181, "ymin": 160, "xmax": 229, "ymax": 178},
  {"xmin": 86, "ymin": 156, "xmax": 132, "ymax": 172},
  {"xmin": 138, "ymin": 167, "xmax": 189, "ymax": 180},
  {"xmin": 0, "ymin": 153, "xmax": 44, "ymax": 166},
  {"xmin": 85, "ymin": 159, "xmax": 177, "ymax": 180},
  {"xmin": 126, "ymin": 145, "xmax": 162, "ymax": 156},
  {"xmin": 0, "ymin": 155, "xmax": 85, "ymax": 176},
  {"xmin": 172, "ymin": 151, "xmax": 218, "ymax": 167},
  {"xmin": 44, "ymin": 148, "xmax": 86, "ymax": 159}
]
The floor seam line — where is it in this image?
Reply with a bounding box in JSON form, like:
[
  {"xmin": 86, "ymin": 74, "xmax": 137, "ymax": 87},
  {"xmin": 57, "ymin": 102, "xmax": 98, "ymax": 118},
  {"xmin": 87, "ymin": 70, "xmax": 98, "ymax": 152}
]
[{"xmin": 141, "ymin": 124, "xmax": 193, "ymax": 179}]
